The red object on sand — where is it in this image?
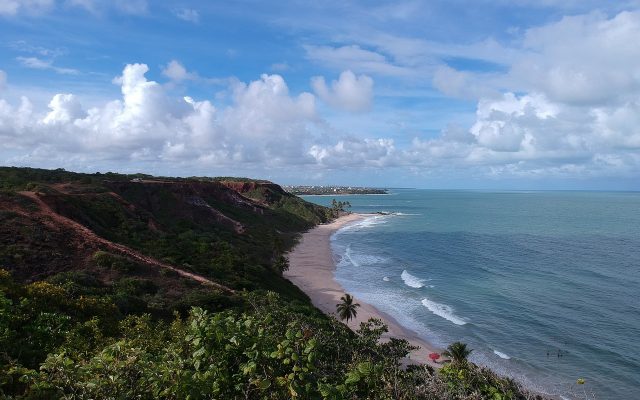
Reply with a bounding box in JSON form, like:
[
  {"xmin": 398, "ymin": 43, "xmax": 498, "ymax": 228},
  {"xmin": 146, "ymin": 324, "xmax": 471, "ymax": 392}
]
[{"xmin": 429, "ymin": 353, "xmax": 441, "ymax": 362}]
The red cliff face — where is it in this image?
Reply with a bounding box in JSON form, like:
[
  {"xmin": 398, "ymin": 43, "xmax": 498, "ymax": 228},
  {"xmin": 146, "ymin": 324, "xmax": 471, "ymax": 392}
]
[
  {"xmin": 219, "ymin": 181, "xmax": 261, "ymax": 193},
  {"xmin": 219, "ymin": 180, "xmax": 290, "ymax": 206}
]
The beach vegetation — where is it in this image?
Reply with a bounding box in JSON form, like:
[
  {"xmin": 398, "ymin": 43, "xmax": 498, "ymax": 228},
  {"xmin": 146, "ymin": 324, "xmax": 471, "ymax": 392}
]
[
  {"xmin": 443, "ymin": 341, "xmax": 473, "ymax": 365},
  {"xmin": 330, "ymin": 199, "xmax": 352, "ymax": 217},
  {"xmin": 336, "ymin": 293, "xmax": 360, "ymax": 323},
  {"xmin": 273, "ymin": 254, "xmax": 290, "ymax": 275}
]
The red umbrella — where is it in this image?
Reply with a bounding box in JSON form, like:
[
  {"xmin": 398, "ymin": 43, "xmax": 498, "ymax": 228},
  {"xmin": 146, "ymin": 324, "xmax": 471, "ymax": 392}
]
[{"xmin": 428, "ymin": 352, "xmax": 441, "ymax": 362}]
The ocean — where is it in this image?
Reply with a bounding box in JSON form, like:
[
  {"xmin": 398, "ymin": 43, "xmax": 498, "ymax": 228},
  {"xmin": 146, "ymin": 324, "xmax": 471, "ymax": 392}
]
[{"xmin": 303, "ymin": 190, "xmax": 640, "ymax": 400}]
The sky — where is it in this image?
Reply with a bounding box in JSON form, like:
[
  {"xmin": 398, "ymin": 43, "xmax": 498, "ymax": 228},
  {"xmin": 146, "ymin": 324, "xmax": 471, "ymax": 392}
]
[{"xmin": 1, "ymin": 0, "xmax": 640, "ymax": 189}]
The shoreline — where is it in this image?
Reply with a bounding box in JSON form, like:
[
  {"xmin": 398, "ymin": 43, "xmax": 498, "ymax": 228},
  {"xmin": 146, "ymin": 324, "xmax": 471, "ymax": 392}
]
[
  {"xmin": 285, "ymin": 213, "xmax": 441, "ymax": 367},
  {"xmin": 298, "ymin": 193, "xmax": 392, "ymax": 197}
]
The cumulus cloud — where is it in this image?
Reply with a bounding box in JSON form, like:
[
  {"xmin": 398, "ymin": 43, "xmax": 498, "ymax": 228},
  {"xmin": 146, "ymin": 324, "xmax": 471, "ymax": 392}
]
[
  {"xmin": 431, "ymin": 10, "xmax": 640, "ymax": 108},
  {"xmin": 311, "ymin": 70, "xmax": 374, "ymax": 112},
  {"xmin": 512, "ymin": 11, "xmax": 640, "ymax": 105},
  {"xmin": 0, "ymin": 64, "xmax": 320, "ymax": 168},
  {"xmin": 43, "ymin": 94, "xmax": 85, "ymax": 124},
  {"xmin": 412, "ymin": 10, "xmax": 640, "ymax": 179},
  {"xmin": 162, "ymin": 60, "xmax": 193, "ymax": 82},
  {"xmin": 2, "ymin": 63, "xmax": 639, "ymax": 179},
  {"xmin": 2, "ymin": 28, "xmax": 640, "ymax": 183},
  {"xmin": 160, "ymin": 60, "xmax": 230, "ymax": 87},
  {"xmin": 309, "ymin": 138, "xmax": 396, "ymax": 168}
]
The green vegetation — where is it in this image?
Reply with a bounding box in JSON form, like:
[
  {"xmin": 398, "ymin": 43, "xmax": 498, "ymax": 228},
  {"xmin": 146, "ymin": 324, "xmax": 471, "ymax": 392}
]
[
  {"xmin": 0, "ymin": 167, "xmax": 545, "ymax": 399},
  {"xmin": 443, "ymin": 342, "xmax": 473, "ymax": 365},
  {"xmin": 330, "ymin": 198, "xmax": 351, "ymax": 216},
  {"xmin": 1, "ymin": 272, "xmax": 539, "ymax": 399},
  {"xmin": 336, "ymin": 293, "xmax": 360, "ymax": 323}
]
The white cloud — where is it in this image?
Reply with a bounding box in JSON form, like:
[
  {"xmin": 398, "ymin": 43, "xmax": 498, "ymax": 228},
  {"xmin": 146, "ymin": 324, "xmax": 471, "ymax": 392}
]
[
  {"xmin": 425, "ymin": 11, "xmax": 640, "ymax": 108},
  {"xmin": 16, "ymin": 56, "xmax": 50, "ymax": 69},
  {"xmin": 311, "ymin": 70, "xmax": 374, "ymax": 112},
  {"xmin": 0, "ymin": 0, "xmax": 53, "ymax": 15},
  {"xmin": 0, "ymin": 64, "xmax": 320, "ymax": 168},
  {"xmin": 309, "ymin": 138, "xmax": 397, "ymax": 168},
  {"xmin": 16, "ymin": 56, "xmax": 79, "ymax": 75},
  {"xmin": 9, "ymin": 40, "xmax": 65, "ymax": 57},
  {"xmin": 406, "ymin": 10, "xmax": 640, "ymax": 179},
  {"xmin": 43, "ymin": 94, "xmax": 85, "ymax": 124},
  {"xmin": 304, "ymin": 45, "xmax": 414, "ymax": 77},
  {"xmin": 162, "ymin": 60, "xmax": 192, "ymax": 82},
  {"xmin": 160, "ymin": 59, "xmax": 227, "ymax": 86},
  {"xmin": 175, "ymin": 7, "xmax": 198, "ymax": 23},
  {"xmin": 432, "ymin": 66, "xmax": 499, "ymax": 100},
  {"xmin": 512, "ymin": 11, "xmax": 640, "ymax": 105}
]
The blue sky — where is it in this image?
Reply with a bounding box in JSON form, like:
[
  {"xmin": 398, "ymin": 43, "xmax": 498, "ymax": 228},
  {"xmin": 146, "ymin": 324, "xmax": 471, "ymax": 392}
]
[{"xmin": 1, "ymin": 0, "xmax": 640, "ymax": 189}]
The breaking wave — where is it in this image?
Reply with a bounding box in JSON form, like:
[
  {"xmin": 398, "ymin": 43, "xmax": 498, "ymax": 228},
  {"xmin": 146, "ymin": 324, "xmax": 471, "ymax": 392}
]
[
  {"xmin": 401, "ymin": 270, "xmax": 427, "ymax": 288},
  {"xmin": 493, "ymin": 350, "xmax": 511, "ymax": 359},
  {"xmin": 421, "ymin": 298, "xmax": 468, "ymax": 325}
]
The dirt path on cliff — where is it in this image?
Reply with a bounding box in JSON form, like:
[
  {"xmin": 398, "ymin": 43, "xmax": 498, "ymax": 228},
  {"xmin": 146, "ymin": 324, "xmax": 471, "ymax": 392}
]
[{"xmin": 18, "ymin": 191, "xmax": 235, "ymax": 294}]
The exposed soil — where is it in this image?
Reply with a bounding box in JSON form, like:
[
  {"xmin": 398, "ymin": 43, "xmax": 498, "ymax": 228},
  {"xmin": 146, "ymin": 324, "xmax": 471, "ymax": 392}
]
[{"xmin": 13, "ymin": 191, "xmax": 234, "ymax": 294}]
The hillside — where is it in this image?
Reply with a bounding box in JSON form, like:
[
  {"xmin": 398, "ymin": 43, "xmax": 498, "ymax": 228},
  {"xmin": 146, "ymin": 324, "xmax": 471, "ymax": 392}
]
[
  {"xmin": 0, "ymin": 167, "xmax": 332, "ymax": 310},
  {"xmin": 0, "ymin": 167, "xmax": 543, "ymax": 399}
]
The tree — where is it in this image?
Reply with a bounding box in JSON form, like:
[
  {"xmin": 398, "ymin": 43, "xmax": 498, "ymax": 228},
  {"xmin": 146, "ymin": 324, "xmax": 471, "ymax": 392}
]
[
  {"xmin": 442, "ymin": 341, "xmax": 472, "ymax": 364},
  {"xmin": 273, "ymin": 255, "xmax": 289, "ymax": 275},
  {"xmin": 330, "ymin": 199, "xmax": 352, "ymax": 217},
  {"xmin": 336, "ymin": 294, "xmax": 360, "ymax": 323}
]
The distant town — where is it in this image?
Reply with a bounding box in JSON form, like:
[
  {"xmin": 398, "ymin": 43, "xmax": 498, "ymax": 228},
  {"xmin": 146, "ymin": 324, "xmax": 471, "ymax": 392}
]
[{"xmin": 284, "ymin": 185, "xmax": 388, "ymax": 195}]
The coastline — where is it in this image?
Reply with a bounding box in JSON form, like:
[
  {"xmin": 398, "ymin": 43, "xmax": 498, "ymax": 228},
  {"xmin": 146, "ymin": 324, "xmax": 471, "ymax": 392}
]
[
  {"xmin": 298, "ymin": 193, "xmax": 392, "ymax": 197},
  {"xmin": 285, "ymin": 213, "xmax": 441, "ymax": 367}
]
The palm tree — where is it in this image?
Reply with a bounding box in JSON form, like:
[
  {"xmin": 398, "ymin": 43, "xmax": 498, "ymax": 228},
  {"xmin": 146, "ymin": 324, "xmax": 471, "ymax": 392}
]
[
  {"xmin": 336, "ymin": 293, "xmax": 360, "ymax": 323},
  {"xmin": 442, "ymin": 341, "xmax": 473, "ymax": 364}
]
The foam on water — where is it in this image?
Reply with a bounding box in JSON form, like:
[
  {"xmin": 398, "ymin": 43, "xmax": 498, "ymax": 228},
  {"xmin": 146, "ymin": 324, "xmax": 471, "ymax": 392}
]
[
  {"xmin": 345, "ymin": 245, "xmax": 359, "ymax": 267},
  {"xmin": 356, "ymin": 215, "xmax": 389, "ymax": 228},
  {"xmin": 421, "ymin": 298, "xmax": 468, "ymax": 325},
  {"xmin": 344, "ymin": 244, "xmax": 387, "ymax": 267},
  {"xmin": 336, "ymin": 215, "xmax": 389, "ymax": 235},
  {"xmin": 382, "ymin": 276, "xmax": 390, "ymax": 282},
  {"xmin": 401, "ymin": 270, "xmax": 427, "ymax": 288},
  {"xmin": 493, "ymin": 350, "xmax": 511, "ymax": 359}
]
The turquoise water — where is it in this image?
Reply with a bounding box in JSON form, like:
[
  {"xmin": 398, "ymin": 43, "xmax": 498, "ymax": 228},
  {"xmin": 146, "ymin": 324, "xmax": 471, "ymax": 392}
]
[{"xmin": 303, "ymin": 190, "xmax": 640, "ymax": 399}]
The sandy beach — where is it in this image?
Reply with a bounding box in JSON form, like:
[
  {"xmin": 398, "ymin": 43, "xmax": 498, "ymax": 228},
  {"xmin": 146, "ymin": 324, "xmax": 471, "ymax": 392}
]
[{"xmin": 285, "ymin": 213, "xmax": 441, "ymax": 367}]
